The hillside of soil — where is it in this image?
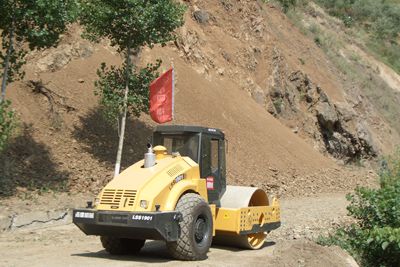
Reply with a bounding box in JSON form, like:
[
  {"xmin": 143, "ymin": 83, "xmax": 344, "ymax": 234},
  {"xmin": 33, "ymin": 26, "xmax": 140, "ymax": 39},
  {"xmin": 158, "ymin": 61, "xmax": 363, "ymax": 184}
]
[{"xmin": 3, "ymin": 0, "xmax": 399, "ymax": 201}]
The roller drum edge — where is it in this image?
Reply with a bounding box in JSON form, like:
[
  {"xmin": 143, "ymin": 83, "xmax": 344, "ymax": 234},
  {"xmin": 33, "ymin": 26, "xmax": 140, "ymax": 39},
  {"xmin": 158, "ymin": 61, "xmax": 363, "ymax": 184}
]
[{"xmin": 216, "ymin": 185, "xmax": 270, "ymax": 249}]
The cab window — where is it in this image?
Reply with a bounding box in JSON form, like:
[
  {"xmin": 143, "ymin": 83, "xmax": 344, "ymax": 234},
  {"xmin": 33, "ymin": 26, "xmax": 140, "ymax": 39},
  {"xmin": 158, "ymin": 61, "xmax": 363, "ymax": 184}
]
[
  {"xmin": 211, "ymin": 139, "xmax": 219, "ymax": 172},
  {"xmin": 153, "ymin": 133, "xmax": 200, "ymax": 162}
]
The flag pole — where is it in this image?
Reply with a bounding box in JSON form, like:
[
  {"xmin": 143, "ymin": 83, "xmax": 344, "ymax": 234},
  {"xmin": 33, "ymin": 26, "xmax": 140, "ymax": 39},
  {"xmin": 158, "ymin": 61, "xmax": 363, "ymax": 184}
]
[{"xmin": 171, "ymin": 60, "xmax": 175, "ymax": 121}]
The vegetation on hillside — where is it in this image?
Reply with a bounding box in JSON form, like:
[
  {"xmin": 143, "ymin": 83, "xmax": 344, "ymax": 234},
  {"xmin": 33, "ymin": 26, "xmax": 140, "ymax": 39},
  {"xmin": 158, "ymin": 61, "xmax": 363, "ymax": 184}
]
[
  {"xmin": 318, "ymin": 149, "xmax": 400, "ymax": 267},
  {"xmin": 273, "ymin": 0, "xmax": 297, "ymax": 12},
  {"xmin": 0, "ymin": 100, "xmax": 15, "ymax": 152},
  {"xmin": 311, "ymin": 0, "xmax": 400, "ymax": 74},
  {"xmin": 273, "ymin": 0, "xmax": 400, "ymax": 73}
]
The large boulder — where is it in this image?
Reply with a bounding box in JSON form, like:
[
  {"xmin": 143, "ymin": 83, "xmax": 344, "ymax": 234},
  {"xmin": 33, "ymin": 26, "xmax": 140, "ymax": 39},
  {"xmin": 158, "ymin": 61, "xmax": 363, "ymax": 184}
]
[
  {"xmin": 335, "ymin": 102, "xmax": 356, "ymax": 122},
  {"xmin": 316, "ymin": 102, "xmax": 339, "ymax": 133},
  {"xmin": 193, "ymin": 10, "xmax": 210, "ymax": 24}
]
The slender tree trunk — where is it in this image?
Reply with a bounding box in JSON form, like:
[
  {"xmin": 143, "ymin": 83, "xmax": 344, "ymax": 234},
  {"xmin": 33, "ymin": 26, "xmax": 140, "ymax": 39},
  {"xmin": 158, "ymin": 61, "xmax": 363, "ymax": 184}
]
[
  {"xmin": 1, "ymin": 26, "xmax": 14, "ymax": 103},
  {"xmin": 114, "ymin": 45, "xmax": 131, "ymax": 177}
]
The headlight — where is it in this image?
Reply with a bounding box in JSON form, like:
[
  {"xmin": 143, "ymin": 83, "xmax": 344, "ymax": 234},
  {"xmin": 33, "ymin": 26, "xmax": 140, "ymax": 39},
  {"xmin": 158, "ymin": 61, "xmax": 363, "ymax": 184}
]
[
  {"xmin": 140, "ymin": 200, "xmax": 148, "ymax": 209},
  {"xmin": 75, "ymin": 212, "xmax": 94, "ymax": 219},
  {"xmin": 94, "ymin": 197, "xmax": 100, "ymax": 207}
]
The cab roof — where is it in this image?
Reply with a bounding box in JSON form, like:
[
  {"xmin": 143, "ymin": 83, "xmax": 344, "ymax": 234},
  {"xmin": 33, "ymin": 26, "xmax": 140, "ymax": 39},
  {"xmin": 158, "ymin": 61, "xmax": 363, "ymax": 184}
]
[{"xmin": 154, "ymin": 125, "xmax": 224, "ymax": 139}]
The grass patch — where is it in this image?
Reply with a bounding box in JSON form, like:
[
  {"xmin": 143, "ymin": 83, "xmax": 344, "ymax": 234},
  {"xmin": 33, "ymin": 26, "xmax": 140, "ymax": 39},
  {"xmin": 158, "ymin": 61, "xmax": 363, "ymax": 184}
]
[{"xmin": 367, "ymin": 40, "xmax": 400, "ymax": 74}]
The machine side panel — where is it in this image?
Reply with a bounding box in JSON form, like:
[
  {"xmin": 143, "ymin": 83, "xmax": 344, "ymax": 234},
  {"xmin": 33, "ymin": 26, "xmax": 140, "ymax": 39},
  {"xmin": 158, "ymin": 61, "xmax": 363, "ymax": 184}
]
[{"xmin": 215, "ymin": 204, "xmax": 280, "ymax": 234}]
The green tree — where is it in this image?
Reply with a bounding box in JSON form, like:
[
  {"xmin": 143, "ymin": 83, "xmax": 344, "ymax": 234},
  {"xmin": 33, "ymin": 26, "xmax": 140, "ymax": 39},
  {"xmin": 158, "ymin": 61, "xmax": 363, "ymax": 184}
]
[
  {"xmin": 94, "ymin": 61, "xmax": 161, "ymax": 122},
  {"xmin": 79, "ymin": 0, "xmax": 185, "ymax": 176},
  {"xmin": 0, "ymin": 0, "xmax": 78, "ymax": 102}
]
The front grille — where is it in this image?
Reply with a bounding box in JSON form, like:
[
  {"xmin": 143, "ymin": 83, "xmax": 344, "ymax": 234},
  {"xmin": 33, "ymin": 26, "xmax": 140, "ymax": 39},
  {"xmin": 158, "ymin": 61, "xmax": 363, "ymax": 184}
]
[{"xmin": 100, "ymin": 189, "xmax": 137, "ymax": 207}]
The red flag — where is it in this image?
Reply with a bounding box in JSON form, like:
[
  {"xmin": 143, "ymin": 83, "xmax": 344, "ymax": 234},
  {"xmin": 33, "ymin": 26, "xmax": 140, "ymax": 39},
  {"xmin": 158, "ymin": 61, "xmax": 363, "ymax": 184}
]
[{"xmin": 149, "ymin": 68, "xmax": 174, "ymax": 124}]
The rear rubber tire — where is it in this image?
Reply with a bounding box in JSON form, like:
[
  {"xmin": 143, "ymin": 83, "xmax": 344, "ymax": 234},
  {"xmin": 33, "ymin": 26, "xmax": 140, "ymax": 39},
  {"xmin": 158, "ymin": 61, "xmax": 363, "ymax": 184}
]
[
  {"xmin": 100, "ymin": 236, "xmax": 145, "ymax": 255},
  {"xmin": 167, "ymin": 193, "xmax": 213, "ymax": 260}
]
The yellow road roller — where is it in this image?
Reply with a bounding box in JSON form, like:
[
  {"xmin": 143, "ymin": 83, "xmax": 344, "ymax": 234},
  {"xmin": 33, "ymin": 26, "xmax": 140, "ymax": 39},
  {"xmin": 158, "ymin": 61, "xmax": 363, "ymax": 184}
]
[{"xmin": 73, "ymin": 125, "xmax": 280, "ymax": 260}]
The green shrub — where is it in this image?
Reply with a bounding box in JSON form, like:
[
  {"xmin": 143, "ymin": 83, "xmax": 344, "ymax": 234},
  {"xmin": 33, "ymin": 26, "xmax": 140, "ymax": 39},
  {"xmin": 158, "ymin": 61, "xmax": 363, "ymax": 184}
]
[
  {"xmin": 279, "ymin": 0, "xmax": 297, "ymax": 12},
  {"xmin": 266, "ymin": 0, "xmax": 299, "ymax": 13},
  {"xmin": 318, "ymin": 149, "xmax": 400, "ymax": 267},
  {"xmin": 0, "ymin": 100, "xmax": 15, "ymax": 152}
]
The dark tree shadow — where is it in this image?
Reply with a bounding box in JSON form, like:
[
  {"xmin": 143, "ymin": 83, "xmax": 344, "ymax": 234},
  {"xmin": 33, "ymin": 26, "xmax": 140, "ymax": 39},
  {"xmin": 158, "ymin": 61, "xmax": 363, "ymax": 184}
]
[
  {"xmin": 0, "ymin": 126, "xmax": 70, "ymax": 197},
  {"xmin": 73, "ymin": 107, "xmax": 153, "ymax": 170}
]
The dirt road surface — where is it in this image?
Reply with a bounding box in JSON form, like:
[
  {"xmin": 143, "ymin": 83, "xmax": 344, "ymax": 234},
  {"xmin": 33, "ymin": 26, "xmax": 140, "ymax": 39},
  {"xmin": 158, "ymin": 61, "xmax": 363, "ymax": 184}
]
[{"xmin": 0, "ymin": 193, "xmax": 358, "ymax": 267}]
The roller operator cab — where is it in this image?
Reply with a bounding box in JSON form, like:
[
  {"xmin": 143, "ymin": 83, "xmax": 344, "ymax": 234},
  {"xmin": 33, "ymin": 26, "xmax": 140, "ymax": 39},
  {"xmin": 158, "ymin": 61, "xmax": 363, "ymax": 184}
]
[
  {"xmin": 73, "ymin": 125, "xmax": 280, "ymax": 261},
  {"xmin": 152, "ymin": 125, "xmax": 227, "ymax": 206}
]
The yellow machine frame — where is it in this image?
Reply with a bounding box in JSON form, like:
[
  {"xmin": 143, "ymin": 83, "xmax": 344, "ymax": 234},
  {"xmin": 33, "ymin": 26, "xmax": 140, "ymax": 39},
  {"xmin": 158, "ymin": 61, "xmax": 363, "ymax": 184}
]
[{"xmin": 95, "ymin": 152, "xmax": 280, "ymax": 237}]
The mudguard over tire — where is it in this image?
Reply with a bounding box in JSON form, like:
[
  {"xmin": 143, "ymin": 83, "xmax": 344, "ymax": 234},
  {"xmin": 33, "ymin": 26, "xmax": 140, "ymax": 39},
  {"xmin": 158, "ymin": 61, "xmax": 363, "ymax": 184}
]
[
  {"xmin": 167, "ymin": 193, "xmax": 213, "ymax": 260},
  {"xmin": 100, "ymin": 236, "xmax": 145, "ymax": 255}
]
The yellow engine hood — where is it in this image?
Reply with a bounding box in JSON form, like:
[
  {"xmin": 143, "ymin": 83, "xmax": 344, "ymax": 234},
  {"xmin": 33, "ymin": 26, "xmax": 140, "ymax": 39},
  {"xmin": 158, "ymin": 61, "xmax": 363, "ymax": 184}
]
[{"xmin": 95, "ymin": 155, "xmax": 204, "ymax": 212}]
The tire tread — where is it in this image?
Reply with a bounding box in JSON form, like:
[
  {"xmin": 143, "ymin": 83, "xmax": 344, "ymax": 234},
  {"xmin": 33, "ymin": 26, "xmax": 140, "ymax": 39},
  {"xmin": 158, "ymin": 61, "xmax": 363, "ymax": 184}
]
[{"xmin": 167, "ymin": 193, "xmax": 212, "ymax": 260}]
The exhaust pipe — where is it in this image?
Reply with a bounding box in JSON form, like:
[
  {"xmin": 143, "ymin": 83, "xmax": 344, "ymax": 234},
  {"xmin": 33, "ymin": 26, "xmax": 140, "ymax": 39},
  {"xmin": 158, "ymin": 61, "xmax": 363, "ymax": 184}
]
[{"xmin": 144, "ymin": 143, "xmax": 156, "ymax": 168}]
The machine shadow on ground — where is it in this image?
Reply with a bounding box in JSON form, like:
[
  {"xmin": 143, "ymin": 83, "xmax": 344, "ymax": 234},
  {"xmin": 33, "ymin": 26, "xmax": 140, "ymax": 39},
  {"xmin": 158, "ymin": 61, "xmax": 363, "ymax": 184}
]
[
  {"xmin": 71, "ymin": 240, "xmax": 276, "ymax": 264},
  {"xmin": 72, "ymin": 240, "xmax": 176, "ymax": 263},
  {"xmin": 72, "ymin": 106, "xmax": 153, "ymax": 170}
]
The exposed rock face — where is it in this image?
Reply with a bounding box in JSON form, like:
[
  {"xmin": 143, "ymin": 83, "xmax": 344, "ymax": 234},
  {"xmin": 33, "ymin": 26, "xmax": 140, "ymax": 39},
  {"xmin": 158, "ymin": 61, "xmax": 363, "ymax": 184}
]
[
  {"xmin": 172, "ymin": 2, "xmax": 381, "ymax": 163},
  {"xmin": 32, "ymin": 42, "xmax": 93, "ymax": 72},
  {"xmin": 259, "ymin": 48, "xmax": 376, "ymax": 162}
]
